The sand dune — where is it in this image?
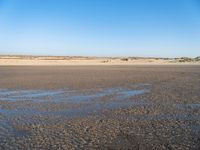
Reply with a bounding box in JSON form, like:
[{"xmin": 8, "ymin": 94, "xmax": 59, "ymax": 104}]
[{"xmin": 0, "ymin": 56, "xmax": 199, "ymax": 65}]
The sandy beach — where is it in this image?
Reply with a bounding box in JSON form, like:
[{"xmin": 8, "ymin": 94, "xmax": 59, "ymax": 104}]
[
  {"xmin": 0, "ymin": 56, "xmax": 200, "ymax": 66},
  {"xmin": 1, "ymin": 0, "xmax": 199, "ymax": 149},
  {"xmin": 0, "ymin": 65, "xmax": 200, "ymax": 149}
]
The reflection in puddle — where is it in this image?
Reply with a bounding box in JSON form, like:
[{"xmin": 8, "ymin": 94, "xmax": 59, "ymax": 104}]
[
  {"xmin": 0, "ymin": 85, "xmax": 150, "ymax": 137},
  {"xmin": 176, "ymin": 103, "xmax": 200, "ymax": 110},
  {"xmin": 0, "ymin": 84, "xmax": 200, "ymax": 139},
  {"xmin": 14, "ymin": 130, "xmax": 30, "ymax": 137},
  {"xmin": 0, "ymin": 88, "xmax": 149, "ymax": 103},
  {"xmin": 0, "ymin": 86, "xmax": 150, "ymax": 116},
  {"xmin": 116, "ymin": 113, "xmax": 200, "ymax": 121},
  {"xmin": 0, "ymin": 114, "xmax": 30, "ymax": 138},
  {"xmin": 0, "ymin": 89, "xmax": 66, "ymax": 101}
]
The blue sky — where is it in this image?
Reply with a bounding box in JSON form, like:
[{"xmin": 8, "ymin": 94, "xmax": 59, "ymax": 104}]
[{"xmin": 0, "ymin": 0, "xmax": 199, "ymax": 57}]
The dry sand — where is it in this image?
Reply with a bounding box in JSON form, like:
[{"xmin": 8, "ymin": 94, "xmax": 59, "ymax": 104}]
[{"xmin": 0, "ymin": 56, "xmax": 199, "ymax": 66}]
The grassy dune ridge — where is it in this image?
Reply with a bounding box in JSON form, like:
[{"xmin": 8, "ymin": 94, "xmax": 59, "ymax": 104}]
[{"xmin": 0, "ymin": 55, "xmax": 199, "ymax": 66}]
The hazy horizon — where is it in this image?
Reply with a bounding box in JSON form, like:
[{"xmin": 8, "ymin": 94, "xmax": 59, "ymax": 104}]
[{"xmin": 0, "ymin": 0, "xmax": 200, "ymax": 57}]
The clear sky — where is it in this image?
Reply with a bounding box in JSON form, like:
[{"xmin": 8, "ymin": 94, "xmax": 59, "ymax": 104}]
[{"xmin": 0, "ymin": 0, "xmax": 199, "ymax": 57}]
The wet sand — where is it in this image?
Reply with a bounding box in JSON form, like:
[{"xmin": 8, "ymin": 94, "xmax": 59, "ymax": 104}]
[{"xmin": 0, "ymin": 65, "xmax": 200, "ymax": 149}]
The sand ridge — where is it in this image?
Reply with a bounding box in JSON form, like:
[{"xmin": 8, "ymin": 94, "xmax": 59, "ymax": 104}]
[{"xmin": 0, "ymin": 56, "xmax": 200, "ymax": 66}]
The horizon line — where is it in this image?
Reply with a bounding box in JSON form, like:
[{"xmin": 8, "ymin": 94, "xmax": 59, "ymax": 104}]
[{"xmin": 0, "ymin": 54, "xmax": 199, "ymax": 59}]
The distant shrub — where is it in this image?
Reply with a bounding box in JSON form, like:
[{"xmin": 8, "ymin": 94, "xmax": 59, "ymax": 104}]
[
  {"xmin": 121, "ymin": 58, "xmax": 129, "ymax": 61},
  {"xmin": 195, "ymin": 56, "xmax": 200, "ymax": 61},
  {"xmin": 163, "ymin": 58, "xmax": 170, "ymax": 60},
  {"xmin": 102, "ymin": 60, "xmax": 110, "ymax": 63},
  {"xmin": 179, "ymin": 57, "xmax": 193, "ymax": 62},
  {"xmin": 129, "ymin": 57, "xmax": 138, "ymax": 60}
]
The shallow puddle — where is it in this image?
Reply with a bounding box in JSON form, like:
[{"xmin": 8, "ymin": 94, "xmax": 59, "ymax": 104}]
[
  {"xmin": 0, "ymin": 84, "xmax": 150, "ymax": 137},
  {"xmin": 0, "ymin": 86, "xmax": 150, "ymax": 116},
  {"xmin": 0, "ymin": 89, "xmax": 66, "ymax": 101},
  {"xmin": 116, "ymin": 113, "xmax": 200, "ymax": 121},
  {"xmin": 176, "ymin": 103, "xmax": 200, "ymax": 110},
  {"xmin": 0, "ymin": 84, "xmax": 200, "ymax": 139},
  {"xmin": 0, "ymin": 87, "xmax": 149, "ymax": 103}
]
